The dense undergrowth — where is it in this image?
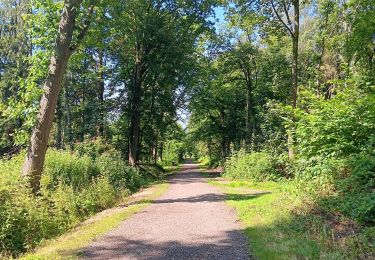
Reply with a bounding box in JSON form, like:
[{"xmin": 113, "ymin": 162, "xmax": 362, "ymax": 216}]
[
  {"xmin": 204, "ymin": 85, "xmax": 375, "ymax": 258},
  {"xmin": 0, "ymin": 140, "xmax": 164, "ymax": 258}
]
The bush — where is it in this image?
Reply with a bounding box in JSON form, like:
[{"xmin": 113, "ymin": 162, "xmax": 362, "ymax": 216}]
[
  {"xmin": 322, "ymin": 153, "xmax": 375, "ymax": 224},
  {"xmin": 75, "ymin": 137, "xmax": 115, "ymax": 160},
  {"xmin": 224, "ymin": 150, "xmax": 279, "ymax": 181},
  {"xmin": 161, "ymin": 140, "xmax": 183, "ymax": 166},
  {"xmin": 291, "ymin": 152, "xmax": 375, "ymax": 225},
  {"xmin": 43, "ymin": 150, "xmax": 99, "ymax": 189},
  {"xmin": 290, "ymin": 85, "xmax": 375, "ymax": 225},
  {"xmin": 296, "ymin": 85, "xmax": 375, "ymax": 159},
  {"xmin": 0, "ymin": 148, "xmax": 158, "ymax": 257},
  {"xmin": 96, "ymin": 152, "xmax": 143, "ymax": 192}
]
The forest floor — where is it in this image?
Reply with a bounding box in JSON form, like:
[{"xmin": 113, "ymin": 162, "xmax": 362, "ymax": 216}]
[{"xmin": 80, "ymin": 162, "xmax": 250, "ymax": 259}]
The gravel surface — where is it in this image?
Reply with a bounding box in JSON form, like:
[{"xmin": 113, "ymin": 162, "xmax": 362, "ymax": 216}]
[{"xmin": 81, "ymin": 162, "xmax": 250, "ymax": 260}]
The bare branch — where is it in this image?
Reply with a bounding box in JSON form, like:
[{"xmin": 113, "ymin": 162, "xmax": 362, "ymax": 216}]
[
  {"xmin": 282, "ymin": 0, "xmax": 293, "ymax": 33},
  {"xmin": 271, "ymin": 0, "xmax": 294, "ymax": 36}
]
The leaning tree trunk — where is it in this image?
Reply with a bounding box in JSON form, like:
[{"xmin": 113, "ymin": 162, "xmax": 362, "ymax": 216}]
[{"xmin": 22, "ymin": 0, "xmax": 88, "ymax": 193}]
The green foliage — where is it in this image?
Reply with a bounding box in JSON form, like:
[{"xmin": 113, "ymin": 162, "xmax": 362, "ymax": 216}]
[
  {"xmin": 161, "ymin": 140, "xmax": 183, "ymax": 166},
  {"xmin": 74, "ymin": 138, "xmax": 116, "ymax": 160},
  {"xmin": 316, "ymin": 153, "xmax": 375, "ymax": 225},
  {"xmin": 42, "ymin": 150, "xmax": 98, "ymax": 189},
  {"xmin": 290, "ymin": 84, "xmax": 375, "ymax": 225},
  {"xmin": 0, "ymin": 149, "xmax": 161, "ymax": 257},
  {"xmin": 224, "ymin": 150, "xmax": 279, "ymax": 181},
  {"xmin": 296, "ymin": 85, "xmax": 375, "ymax": 158},
  {"xmin": 96, "ymin": 152, "xmax": 143, "ymax": 192}
]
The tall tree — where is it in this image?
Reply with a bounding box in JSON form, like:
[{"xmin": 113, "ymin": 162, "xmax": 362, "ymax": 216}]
[
  {"xmin": 22, "ymin": 0, "xmax": 94, "ymax": 192},
  {"xmin": 269, "ymin": 0, "xmax": 300, "ymax": 159}
]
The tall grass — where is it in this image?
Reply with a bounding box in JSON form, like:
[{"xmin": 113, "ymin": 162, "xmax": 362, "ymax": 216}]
[{"xmin": 0, "ymin": 149, "xmax": 160, "ymax": 257}]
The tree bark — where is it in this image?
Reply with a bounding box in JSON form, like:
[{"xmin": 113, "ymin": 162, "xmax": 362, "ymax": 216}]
[
  {"xmin": 271, "ymin": 0, "xmax": 299, "ymax": 160},
  {"xmin": 245, "ymin": 80, "xmax": 253, "ymax": 151},
  {"xmin": 152, "ymin": 139, "xmax": 157, "ymax": 164},
  {"xmin": 97, "ymin": 48, "xmax": 105, "ymax": 138},
  {"xmin": 22, "ymin": 0, "xmax": 88, "ymax": 192},
  {"xmin": 288, "ymin": 0, "xmax": 299, "ymax": 160},
  {"xmin": 128, "ymin": 50, "xmax": 143, "ymax": 166},
  {"xmin": 291, "ymin": 1, "xmax": 299, "ymax": 109}
]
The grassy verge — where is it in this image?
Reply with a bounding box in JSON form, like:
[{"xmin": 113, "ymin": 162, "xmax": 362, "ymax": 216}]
[
  {"xmin": 207, "ymin": 178, "xmax": 370, "ymax": 259},
  {"xmin": 163, "ymin": 164, "xmax": 183, "ymax": 173},
  {"xmin": 20, "ymin": 182, "xmax": 169, "ymax": 260}
]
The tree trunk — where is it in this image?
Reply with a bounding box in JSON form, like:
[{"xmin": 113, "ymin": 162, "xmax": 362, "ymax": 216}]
[
  {"xmin": 152, "ymin": 139, "xmax": 157, "ymax": 164},
  {"xmin": 97, "ymin": 49, "xmax": 105, "ymax": 138},
  {"xmin": 128, "ymin": 52, "xmax": 143, "ymax": 166},
  {"xmin": 291, "ymin": 36, "xmax": 298, "ymax": 109},
  {"xmin": 22, "ymin": 0, "xmax": 84, "ymax": 192},
  {"xmin": 64, "ymin": 84, "xmax": 73, "ymax": 147},
  {"xmin": 288, "ymin": 0, "xmax": 300, "ymax": 160},
  {"xmin": 159, "ymin": 141, "xmax": 163, "ymax": 161},
  {"xmin": 245, "ymin": 81, "xmax": 253, "ymax": 151}
]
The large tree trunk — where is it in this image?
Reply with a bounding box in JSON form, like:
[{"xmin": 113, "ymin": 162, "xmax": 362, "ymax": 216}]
[
  {"xmin": 22, "ymin": 0, "xmax": 84, "ymax": 192},
  {"xmin": 271, "ymin": 0, "xmax": 300, "ymax": 160},
  {"xmin": 128, "ymin": 53, "xmax": 143, "ymax": 166}
]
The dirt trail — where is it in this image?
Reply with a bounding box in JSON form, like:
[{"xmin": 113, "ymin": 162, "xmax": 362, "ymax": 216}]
[{"xmin": 81, "ymin": 162, "xmax": 250, "ymax": 259}]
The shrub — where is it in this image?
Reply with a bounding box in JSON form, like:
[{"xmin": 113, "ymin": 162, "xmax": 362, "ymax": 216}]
[
  {"xmin": 96, "ymin": 152, "xmax": 143, "ymax": 192},
  {"xmin": 43, "ymin": 150, "xmax": 99, "ymax": 189},
  {"xmin": 323, "ymin": 153, "xmax": 375, "ymax": 224},
  {"xmin": 290, "ymin": 85, "xmax": 375, "ymax": 225},
  {"xmin": 291, "ymin": 152, "xmax": 375, "ymax": 225},
  {"xmin": 74, "ymin": 137, "xmax": 115, "ymax": 160},
  {"xmin": 0, "ymin": 148, "xmax": 157, "ymax": 257},
  {"xmin": 296, "ymin": 85, "xmax": 375, "ymax": 159},
  {"xmin": 161, "ymin": 140, "xmax": 183, "ymax": 166},
  {"xmin": 224, "ymin": 150, "xmax": 279, "ymax": 181}
]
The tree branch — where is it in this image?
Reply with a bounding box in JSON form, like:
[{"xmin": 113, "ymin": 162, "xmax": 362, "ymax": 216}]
[
  {"xmin": 282, "ymin": 0, "xmax": 294, "ymax": 34},
  {"xmin": 271, "ymin": 0, "xmax": 294, "ymax": 36},
  {"xmin": 69, "ymin": 5, "xmax": 94, "ymax": 55}
]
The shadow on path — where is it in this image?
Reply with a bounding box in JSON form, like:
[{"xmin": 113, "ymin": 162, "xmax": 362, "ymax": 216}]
[
  {"xmin": 81, "ymin": 230, "xmax": 250, "ymax": 260},
  {"xmin": 80, "ymin": 162, "xmax": 253, "ymax": 260}
]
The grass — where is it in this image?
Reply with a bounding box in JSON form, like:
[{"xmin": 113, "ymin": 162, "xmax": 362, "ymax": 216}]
[
  {"xmin": 163, "ymin": 164, "xmax": 183, "ymax": 173},
  {"xmin": 207, "ymin": 178, "xmax": 353, "ymax": 260},
  {"xmin": 19, "ymin": 182, "xmax": 169, "ymax": 260}
]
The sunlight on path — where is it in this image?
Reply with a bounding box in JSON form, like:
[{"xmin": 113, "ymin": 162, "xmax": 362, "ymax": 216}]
[{"xmin": 81, "ymin": 162, "xmax": 250, "ymax": 260}]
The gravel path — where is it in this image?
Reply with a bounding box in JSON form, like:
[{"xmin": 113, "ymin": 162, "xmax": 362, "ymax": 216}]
[{"xmin": 81, "ymin": 162, "xmax": 250, "ymax": 260}]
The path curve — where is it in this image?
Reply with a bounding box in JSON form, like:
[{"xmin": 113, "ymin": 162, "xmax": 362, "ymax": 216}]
[{"xmin": 81, "ymin": 162, "xmax": 250, "ymax": 259}]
